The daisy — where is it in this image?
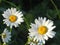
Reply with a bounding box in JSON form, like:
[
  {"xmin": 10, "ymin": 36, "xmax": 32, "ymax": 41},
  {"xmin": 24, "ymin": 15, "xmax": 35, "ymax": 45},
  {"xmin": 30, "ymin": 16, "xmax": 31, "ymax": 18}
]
[
  {"xmin": 28, "ymin": 36, "xmax": 43, "ymax": 45},
  {"xmin": 29, "ymin": 17, "xmax": 56, "ymax": 44},
  {"xmin": 2, "ymin": 8, "xmax": 24, "ymax": 28},
  {"xmin": 29, "ymin": 42, "xmax": 41, "ymax": 45},
  {"xmin": 1, "ymin": 28, "xmax": 11, "ymax": 44}
]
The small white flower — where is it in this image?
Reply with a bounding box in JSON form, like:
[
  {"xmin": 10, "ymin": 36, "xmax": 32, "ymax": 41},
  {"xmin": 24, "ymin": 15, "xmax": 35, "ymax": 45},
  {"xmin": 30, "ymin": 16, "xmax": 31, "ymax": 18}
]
[
  {"xmin": 28, "ymin": 36, "xmax": 43, "ymax": 45},
  {"xmin": 29, "ymin": 41, "xmax": 42, "ymax": 45},
  {"xmin": 1, "ymin": 28, "xmax": 11, "ymax": 43},
  {"xmin": 29, "ymin": 17, "xmax": 56, "ymax": 44},
  {"xmin": 2, "ymin": 8, "xmax": 24, "ymax": 28}
]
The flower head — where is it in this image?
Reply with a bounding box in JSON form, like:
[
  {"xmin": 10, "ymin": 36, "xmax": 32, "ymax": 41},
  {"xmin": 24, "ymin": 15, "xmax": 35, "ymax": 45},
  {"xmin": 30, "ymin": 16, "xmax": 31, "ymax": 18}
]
[
  {"xmin": 2, "ymin": 8, "xmax": 24, "ymax": 28},
  {"xmin": 1, "ymin": 28, "xmax": 11, "ymax": 43},
  {"xmin": 28, "ymin": 36, "xmax": 43, "ymax": 45},
  {"xmin": 29, "ymin": 17, "xmax": 56, "ymax": 44}
]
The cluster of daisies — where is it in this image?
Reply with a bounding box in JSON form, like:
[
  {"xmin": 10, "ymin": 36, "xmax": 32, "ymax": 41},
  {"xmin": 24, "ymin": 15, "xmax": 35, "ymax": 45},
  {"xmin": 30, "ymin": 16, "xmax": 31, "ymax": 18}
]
[
  {"xmin": 28, "ymin": 17, "xmax": 56, "ymax": 45},
  {"xmin": 0, "ymin": 8, "xmax": 56, "ymax": 45},
  {"xmin": 1, "ymin": 8, "xmax": 24, "ymax": 45}
]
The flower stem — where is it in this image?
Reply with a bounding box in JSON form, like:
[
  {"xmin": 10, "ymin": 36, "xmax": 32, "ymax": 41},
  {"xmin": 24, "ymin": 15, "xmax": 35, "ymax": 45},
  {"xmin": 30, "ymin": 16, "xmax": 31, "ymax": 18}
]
[
  {"xmin": 0, "ymin": 34, "xmax": 1, "ymax": 36},
  {"xmin": 25, "ymin": 43, "xmax": 28, "ymax": 45},
  {"xmin": 0, "ymin": 41, "xmax": 2, "ymax": 45},
  {"xmin": 3, "ymin": 43, "xmax": 7, "ymax": 45},
  {"xmin": 50, "ymin": 0, "xmax": 60, "ymax": 19},
  {"xmin": 10, "ymin": 28, "xmax": 12, "ymax": 32},
  {"xmin": 23, "ymin": 17, "xmax": 30, "ymax": 29}
]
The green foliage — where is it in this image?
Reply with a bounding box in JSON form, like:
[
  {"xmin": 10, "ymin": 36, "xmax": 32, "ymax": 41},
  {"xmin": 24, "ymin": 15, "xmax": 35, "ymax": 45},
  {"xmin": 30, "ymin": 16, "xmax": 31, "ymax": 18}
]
[{"xmin": 0, "ymin": 0, "xmax": 60, "ymax": 45}]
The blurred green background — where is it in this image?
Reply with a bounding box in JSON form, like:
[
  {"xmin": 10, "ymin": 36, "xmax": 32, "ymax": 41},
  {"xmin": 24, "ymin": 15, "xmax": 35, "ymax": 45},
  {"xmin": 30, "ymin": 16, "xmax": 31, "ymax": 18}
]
[{"xmin": 0, "ymin": 0, "xmax": 60, "ymax": 45}]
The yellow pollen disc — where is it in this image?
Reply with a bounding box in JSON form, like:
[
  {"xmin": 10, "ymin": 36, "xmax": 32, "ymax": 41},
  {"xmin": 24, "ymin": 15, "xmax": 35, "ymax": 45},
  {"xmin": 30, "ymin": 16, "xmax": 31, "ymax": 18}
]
[
  {"xmin": 38, "ymin": 26, "xmax": 48, "ymax": 35},
  {"xmin": 2, "ymin": 33, "xmax": 6, "ymax": 38},
  {"xmin": 9, "ymin": 15, "xmax": 17, "ymax": 22}
]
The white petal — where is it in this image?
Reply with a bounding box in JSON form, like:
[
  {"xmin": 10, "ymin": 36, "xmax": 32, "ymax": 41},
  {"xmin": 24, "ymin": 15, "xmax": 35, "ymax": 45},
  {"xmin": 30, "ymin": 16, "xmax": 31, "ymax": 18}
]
[
  {"xmin": 42, "ymin": 38, "xmax": 45, "ymax": 44},
  {"xmin": 45, "ymin": 19, "xmax": 50, "ymax": 26},
  {"xmin": 35, "ymin": 19, "xmax": 40, "ymax": 26},
  {"xmin": 43, "ymin": 35, "xmax": 48, "ymax": 40},
  {"xmin": 48, "ymin": 26, "xmax": 56, "ymax": 31},
  {"xmin": 47, "ymin": 31, "xmax": 56, "ymax": 38},
  {"xmin": 38, "ymin": 17, "xmax": 42, "ymax": 25},
  {"xmin": 30, "ymin": 23, "xmax": 38, "ymax": 30},
  {"xmin": 47, "ymin": 21, "xmax": 53, "ymax": 28},
  {"xmin": 33, "ymin": 37, "xmax": 37, "ymax": 41},
  {"xmin": 42, "ymin": 17, "xmax": 46, "ymax": 25}
]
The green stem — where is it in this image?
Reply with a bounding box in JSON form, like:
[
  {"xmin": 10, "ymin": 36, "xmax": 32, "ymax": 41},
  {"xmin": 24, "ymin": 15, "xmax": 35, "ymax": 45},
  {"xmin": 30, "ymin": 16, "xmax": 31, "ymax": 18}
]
[
  {"xmin": 0, "ymin": 41, "xmax": 2, "ymax": 45},
  {"xmin": 42, "ymin": 43, "xmax": 44, "ymax": 45},
  {"xmin": 3, "ymin": 43, "xmax": 7, "ymax": 45},
  {"xmin": 23, "ymin": 17, "xmax": 30, "ymax": 29},
  {"xmin": 10, "ymin": 28, "xmax": 12, "ymax": 32},
  {"xmin": 0, "ymin": 34, "xmax": 1, "ymax": 36},
  {"xmin": 25, "ymin": 43, "xmax": 28, "ymax": 45},
  {"xmin": 50, "ymin": 0, "xmax": 60, "ymax": 18}
]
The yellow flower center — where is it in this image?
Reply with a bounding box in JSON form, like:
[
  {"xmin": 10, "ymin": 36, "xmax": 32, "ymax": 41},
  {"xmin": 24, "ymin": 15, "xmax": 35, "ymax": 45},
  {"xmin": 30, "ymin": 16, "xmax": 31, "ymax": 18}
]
[
  {"xmin": 9, "ymin": 15, "xmax": 17, "ymax": 22},
  {"xmin": 38, "ymin": 26, "xmax": 48, "ymax": 35},
  {"xmin": 2, "ymin": 33, "xmax": 6, "ymax": 38}
]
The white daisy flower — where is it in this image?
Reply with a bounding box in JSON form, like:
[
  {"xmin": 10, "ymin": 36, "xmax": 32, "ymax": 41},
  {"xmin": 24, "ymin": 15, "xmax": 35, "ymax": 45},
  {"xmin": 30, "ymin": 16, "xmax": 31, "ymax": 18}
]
[
  {"xmin": 1, "ymin": 28, "xmax": 11, "ymax": 43},
  {"xmin": 2, "ymin": 8, "xmax": 24, "ymax": 28},
  {"xmin": 30, "ymin": 42, "xmax": 42, "ymax": 45},
  {"xmin": 28, "ymin": 36, "xmax": 42, "ymax": 45},
  {"xmin": 29, "ymin": 41, "xmax": 43, "ymax": 45},
  {"xmin": 29, "ymin": 17, "xmax": 56, "ymax": 44}
]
